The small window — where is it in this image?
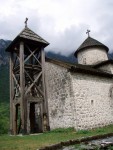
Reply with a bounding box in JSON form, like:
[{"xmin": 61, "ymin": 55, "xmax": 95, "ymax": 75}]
[
  {"xmin": 109, "ymin": 86, "xmax": 113, "ymax": 98},
  {"xmin": 91, "ymin": 100, "xmax": 94, "ymax": 105},
  {"xmin": 83, "ymin": 58, "xmax": 86, "ymax": 64}
]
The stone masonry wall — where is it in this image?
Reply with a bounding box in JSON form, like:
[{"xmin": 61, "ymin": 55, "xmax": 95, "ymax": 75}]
[
  {"xmin": 45, "ymin": 61, "xmax": 113, "ymax": 131},
  {"xmin": 45, "ymin": 62, "xmax": 75, "ymax": 129},
  {"xmin": 72, "ymin": 73, "xmax": 113, "ymax": 130},
  {"xmin": 77, "ymin": 48, "xmax": 108, "ymax": 65}
]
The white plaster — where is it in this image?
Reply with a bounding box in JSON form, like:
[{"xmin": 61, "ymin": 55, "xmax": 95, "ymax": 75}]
[
  {"xmin": 72, "ymin": 73, "xmax": 113, "ymax": 130},
  {"xmin": 77, "ymin": 47, "xmax": 108, "ymax": 65},
  {"xmin": 45, "ymin": 61, "xmax": 113, "ymax": 131},
  {"xmin": 45, "ymin": 62, "xmax": 75, "ymax": 129}
]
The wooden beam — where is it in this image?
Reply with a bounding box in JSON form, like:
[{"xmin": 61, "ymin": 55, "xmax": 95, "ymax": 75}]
[
  {"xmin": 25, "ymin": 70, "xmax": 44, "ymax": 96},
  {"xmin": 25, "ymin": 45, "xmax": 42, "ymax": 66},
  {"xmin": 19, "ymin": 41, "xmax": 26, "ymax": 134},
  {"xmin": 25, "ymin": 71, "xmax": 43, "ymax": 95},
  {"xmin": 41, "ymin": 47, "xmax": 50, "ymax": 131},
  {"xmin": 12, "ymin": 73, "xmax": 20, "ymax": 91},
  {"xmin": 24, "ymin": 47, "xmax": 38, "ymax": 63},
  {"xmin": 13, "ymin": 104, "xmax": 17, "ymax": 135},
  {"xmin": 13, "ymin": 55, "xmax": 18, "ymax": 70},
  {"xmin": 27, "ymin": 103, "xmax": 30, "ymax": 134},
  {"xmin": 10, "ymin": 52, "xmax": 14, "ymax": 134}
]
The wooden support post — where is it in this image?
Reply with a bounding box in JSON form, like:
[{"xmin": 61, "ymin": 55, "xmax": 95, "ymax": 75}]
[
  {"xmin": 41, "ymin": 47, "xmax": 50, "ymax": 131},
  {"xmin": 27, "ymin": 103, "xmax": 30, "ymax": 134},
  {"xmin": 13, "ymin": 104, "xmax": 17, "ymax": 135},
  {"xmin": 9, "ymin": 52, "xmax": 14, "ymax": 134},
  {"xmin": 19, "ymin": 41, "xmax": 26, "ymax": 134}
]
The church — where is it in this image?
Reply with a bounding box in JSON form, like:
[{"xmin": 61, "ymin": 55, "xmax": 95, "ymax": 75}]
[{"xmin": 6, "ymin": 22, "xmax": 113, "ymax": 135}]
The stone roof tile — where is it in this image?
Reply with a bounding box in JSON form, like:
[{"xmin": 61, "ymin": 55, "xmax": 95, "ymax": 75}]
[
  {"xmin": 19, "ymin": 27, "xmax": 49, "ymax": 45},
  {"xmin": 74, "ymin": 37, "xmax": 109, "ymax": 57}
]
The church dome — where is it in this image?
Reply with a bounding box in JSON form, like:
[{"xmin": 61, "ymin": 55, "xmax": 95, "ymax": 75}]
[
  {"xmin": 74, "ymin": 37, "xmax": 109, "ymax": 57},
  {"xmin": 74, "ymin": 36, "xmax": 109, "ymax": 65}
]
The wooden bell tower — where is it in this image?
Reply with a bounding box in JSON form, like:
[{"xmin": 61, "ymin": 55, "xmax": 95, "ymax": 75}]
[{"xmin": 6, "ymin": 20, "xmax": 49, "ymax": 135}]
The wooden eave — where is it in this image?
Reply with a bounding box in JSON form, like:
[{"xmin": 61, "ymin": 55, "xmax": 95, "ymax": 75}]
[
  {"xmin": 93, "ymin": 60, "xmax": 113, "ymax": 68},
  {"xmin": 70, "ymin": 66, "xmax": 113, "ymax": 78},
  {"xmin": 46, "ymin": 57, "xmax": 113, "ymax": 78}
]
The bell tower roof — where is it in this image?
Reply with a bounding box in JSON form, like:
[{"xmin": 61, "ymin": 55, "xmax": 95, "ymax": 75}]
[
  {"xmin": 19, "ymin": 27, "xmax": 49, "ymax": 45},
  {"xmin": 6, "ymin": 26, "xmax": 49, "ymax": 52},
  {"xmin": 74, "ymin": 36, "xmax": 109, "ymax": 57}
]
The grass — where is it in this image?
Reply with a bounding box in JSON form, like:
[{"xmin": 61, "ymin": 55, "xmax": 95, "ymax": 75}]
[{"xmin": 0, "ymin": 126, "xmax": 113, "ymax": 150}]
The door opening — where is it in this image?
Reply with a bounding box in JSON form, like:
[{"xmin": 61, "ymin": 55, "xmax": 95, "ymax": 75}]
[{"xmin": 29, "ymin": 103, "xmax": 42, "ymax": 133}]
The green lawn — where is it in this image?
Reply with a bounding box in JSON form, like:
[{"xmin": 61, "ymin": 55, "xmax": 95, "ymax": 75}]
[{"xmin": 0, "ymin": 126, "xmax": 113, "ymax": 150}]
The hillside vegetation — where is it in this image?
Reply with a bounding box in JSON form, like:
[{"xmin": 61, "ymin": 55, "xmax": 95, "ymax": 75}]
[
  {"xmin": 0, "ymin": 65, "xmax": 10, "ymax": 134},
  {"xmin": 0, "ymin": 65, "xmax": 9, "ymax": 103}
]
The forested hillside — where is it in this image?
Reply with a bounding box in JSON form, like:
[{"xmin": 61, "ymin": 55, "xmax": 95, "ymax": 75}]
[{"xmin": 0, "ymin": 40, "xmax": 10, "ymax": 134}]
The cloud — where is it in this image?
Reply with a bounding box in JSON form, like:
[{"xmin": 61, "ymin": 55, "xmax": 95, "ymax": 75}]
[
  {"xmin": 45, "ymin": 24, "xmax": 89, "ymax": 56},
  {"xmin": 0, "ymin": 0, "xmax": 113, "ymax": 55}
]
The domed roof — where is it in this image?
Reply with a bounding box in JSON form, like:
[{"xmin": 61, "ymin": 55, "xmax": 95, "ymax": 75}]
[{"xmin": 74, "ymin": 37, "xmax": 109, "ymax": 57}]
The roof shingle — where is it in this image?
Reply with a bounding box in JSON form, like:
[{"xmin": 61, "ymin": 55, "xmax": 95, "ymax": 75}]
[
  {"xmin": 6, "ymin": 27, "xmax": 49, "ymax": 52},
  {"xmin": 74, "ymin": 37, "xmax": 109, "ymax": 57}
]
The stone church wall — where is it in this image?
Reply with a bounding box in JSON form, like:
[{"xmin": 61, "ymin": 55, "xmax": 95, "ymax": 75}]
[
  {"xmin": 45, "ymin": 61, "xmax": 113, "ymax": 131},
  {"xmin": 77, "ymin": 48, "xmax": 108, "ymax": 65},
  {"xmin": 72, "ymin": 73, "xmax": 113, "ymax": 130},
  {"xmin": 45, "ymin": 62, "xmax": 75, "ymax": 129}
]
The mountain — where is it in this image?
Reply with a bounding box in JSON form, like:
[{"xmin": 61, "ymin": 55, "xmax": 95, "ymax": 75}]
[
  {"xmin": 0, "ymin": 39, "xmax": 11, "ymax": 66},
  {"xmin": 46, "ymin": 51, "xmax": 77, "ymax": 63},
  {"xmin": 0, "ymin": 40, "xmax": 78, "ymax": 67}
]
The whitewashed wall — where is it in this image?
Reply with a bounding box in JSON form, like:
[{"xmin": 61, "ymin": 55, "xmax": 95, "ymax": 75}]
[
  {"xmin": 72, "ymin": 73, "xmax": 113, "ymax": 130},
  {"xmin": 45, "ymin": 62, "xmax": 75, "ymax": 129},
  {"xmin": 45, "ymin": 61, "xmax": 113, "ymax": 131},
  {"xmin": 77, "ymin": 48, "xmax": 108, "ymax": 65}
]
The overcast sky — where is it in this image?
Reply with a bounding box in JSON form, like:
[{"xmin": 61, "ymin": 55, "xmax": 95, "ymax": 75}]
[{"xmin": 0, "ymin": 0, "xmax": 113, "ymax": 55}]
